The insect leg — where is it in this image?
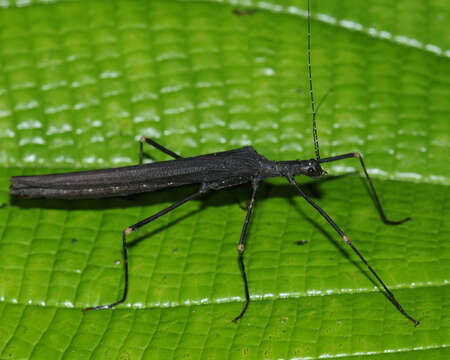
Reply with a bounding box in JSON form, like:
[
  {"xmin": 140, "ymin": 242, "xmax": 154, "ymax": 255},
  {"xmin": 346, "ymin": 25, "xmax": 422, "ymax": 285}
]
[
  {"xmin": 233, "ymin": 179, "xmax": 259, "ymax": 322},
  {"xmin": 285, "ymin": 174, "xmax": 419, "ymax": 326},
  {"xmin": 320, "ymin": 152, "xmax": 410, "ymax": 225},
  {"xmin": 83, "ymin": 184, "xmax": 208, "ymax": 312},
  {"xmin": 139, "ymin": 136, "xmax": 182, "ymax": 164}
]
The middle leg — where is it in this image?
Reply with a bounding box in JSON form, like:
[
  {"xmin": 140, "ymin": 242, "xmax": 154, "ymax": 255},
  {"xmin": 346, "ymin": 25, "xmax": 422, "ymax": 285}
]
[{"xmin": 233, "ymin": 179, "xmax": 260, "ymax": 322}]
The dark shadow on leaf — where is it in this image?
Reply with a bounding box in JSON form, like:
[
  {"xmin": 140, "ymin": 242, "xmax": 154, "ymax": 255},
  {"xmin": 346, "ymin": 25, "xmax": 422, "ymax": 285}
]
[
  {"xmin": 261, "ymin": 173, "xmax": 352, "ymax": 201},
  {"xmin": 127, "ymin": 208, "xmax": 202, "ymax": 249},
  {"xmin": 232, "ymin": 7, "xmax": 258, "ymax": 16}
]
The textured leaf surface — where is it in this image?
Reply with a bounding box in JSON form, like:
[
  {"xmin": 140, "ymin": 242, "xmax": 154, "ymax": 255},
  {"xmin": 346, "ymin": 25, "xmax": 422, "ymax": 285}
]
[{"xmin": 0, "ymin": 0, "xmax": 449, "ymax": 359}]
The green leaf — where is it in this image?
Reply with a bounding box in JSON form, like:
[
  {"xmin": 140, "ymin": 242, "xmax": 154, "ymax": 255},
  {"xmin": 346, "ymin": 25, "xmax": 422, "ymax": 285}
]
[{"xmin": 0, "ymin": 0, "xmax": 448, "ymax": 359}]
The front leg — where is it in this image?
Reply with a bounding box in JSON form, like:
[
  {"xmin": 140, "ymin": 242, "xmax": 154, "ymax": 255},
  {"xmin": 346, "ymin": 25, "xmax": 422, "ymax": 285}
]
[{"xmin": 320, "ymin": 152, "xmax": 410, "ymax": 225}]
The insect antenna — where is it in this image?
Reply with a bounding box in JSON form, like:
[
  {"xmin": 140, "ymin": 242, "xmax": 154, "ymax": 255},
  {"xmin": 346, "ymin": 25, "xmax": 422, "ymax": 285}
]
[{"xmin": 307, "ymin": 0, "xmax": 320, "ymax": 161}]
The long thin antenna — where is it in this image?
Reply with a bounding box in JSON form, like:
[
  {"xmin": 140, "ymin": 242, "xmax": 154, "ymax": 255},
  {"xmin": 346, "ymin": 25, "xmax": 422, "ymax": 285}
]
[{"xmin": 307, "ymin": 0, "xmax": 320, "ymax": 160}]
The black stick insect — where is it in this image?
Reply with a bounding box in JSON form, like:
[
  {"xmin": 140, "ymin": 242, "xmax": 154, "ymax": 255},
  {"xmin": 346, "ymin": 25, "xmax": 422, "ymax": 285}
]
[{"xmin": 9, "ymin": 0, "xmax": 419, "ymax": 326}]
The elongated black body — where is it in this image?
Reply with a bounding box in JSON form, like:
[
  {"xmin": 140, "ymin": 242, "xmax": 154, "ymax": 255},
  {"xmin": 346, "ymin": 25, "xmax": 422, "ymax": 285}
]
[
  {"xmin": 10, "ymin": 146, "xmax": 314, "ymax": 199},
  {"xmin": 10, "ymin": 147, "xmax": 261, "ymax": 199}
]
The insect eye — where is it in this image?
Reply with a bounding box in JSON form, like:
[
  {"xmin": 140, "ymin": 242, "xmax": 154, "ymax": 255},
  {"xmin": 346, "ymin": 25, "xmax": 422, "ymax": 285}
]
[{"xmin": 307, "ymin": 167, "xmax": 314, "ymax": 175}]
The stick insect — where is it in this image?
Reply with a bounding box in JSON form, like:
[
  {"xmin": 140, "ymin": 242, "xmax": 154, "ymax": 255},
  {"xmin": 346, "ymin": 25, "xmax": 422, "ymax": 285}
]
[{"xmin": 9, "ymin": 0, "xmax": 419, "ymax": 326}]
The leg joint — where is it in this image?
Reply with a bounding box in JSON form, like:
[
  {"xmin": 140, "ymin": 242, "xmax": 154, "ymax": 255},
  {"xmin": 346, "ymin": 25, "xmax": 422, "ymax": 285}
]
[
  {"xmin": 251, "ymin": 177, "xmax": 260, "ymax": 190},
  {"xmin": 124, "ymin": 227, "xmax": 133, "ymax": 235},
  {"xmin": 199, "ymin": 183, "xmax": 212, "ymax": 194},
  {"xmin": 238, "ymin": 244, "xmax": 245, "ymax": 254}
]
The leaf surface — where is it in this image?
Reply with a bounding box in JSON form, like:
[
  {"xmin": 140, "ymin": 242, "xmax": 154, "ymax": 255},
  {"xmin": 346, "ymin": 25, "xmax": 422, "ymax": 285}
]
[{"xmin": 0, "ymin": 0, "xmax": 448, "ymax": 359}]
